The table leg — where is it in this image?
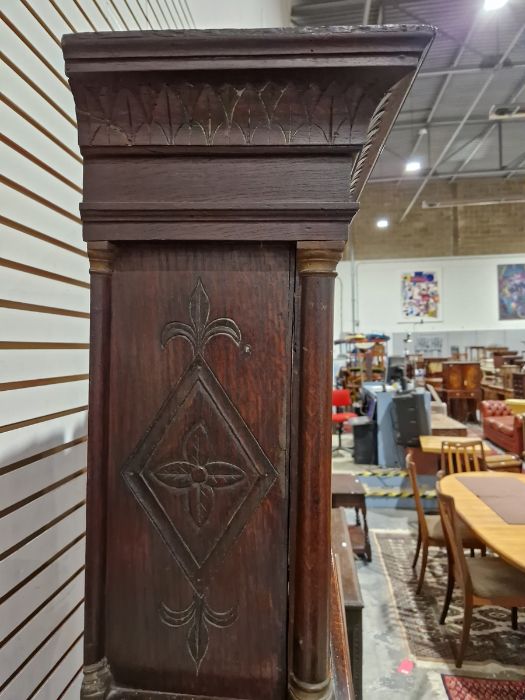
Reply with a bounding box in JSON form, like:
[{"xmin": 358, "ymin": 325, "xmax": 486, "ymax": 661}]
[{"xmin": 362, "ymin": 501, "xmax": 372, "ymax": 562}]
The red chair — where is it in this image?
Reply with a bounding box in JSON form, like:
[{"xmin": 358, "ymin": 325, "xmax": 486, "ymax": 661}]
[{"xmin": 332, "ymin": 389, "xmax": 357, "ymax": 456}]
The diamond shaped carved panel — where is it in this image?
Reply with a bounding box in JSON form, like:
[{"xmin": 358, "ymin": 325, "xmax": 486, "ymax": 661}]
[{"xmin": 122, "ymin": 358, "xmax": 277, "ymax": 587}]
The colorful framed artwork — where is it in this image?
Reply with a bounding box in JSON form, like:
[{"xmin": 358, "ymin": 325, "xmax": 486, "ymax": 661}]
[
  {"xmin": 498, "ymin": 264, "xmax": 525, "ymax": 320},
  {"xmin": 401, "ymin": 270, "xmax": 441, "ymax": 322}
]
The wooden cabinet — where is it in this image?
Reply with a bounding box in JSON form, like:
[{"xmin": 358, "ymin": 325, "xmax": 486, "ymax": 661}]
[
  {"xmin": 443, "ymin": 362, "xmax": 482, "ymax": 422},
  {"xmin": 63, "ymin": 27, "xmax": 432, "ymax": 700}
]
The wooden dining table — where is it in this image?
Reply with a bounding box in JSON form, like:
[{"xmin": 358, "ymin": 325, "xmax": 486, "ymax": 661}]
[
  {"xmin": 440, "ymin": 471, "xmax": 525, "ymax": 573},
  {"xmin": 419, "ymin": 435, "xmax": 492, "ymax": 455}
]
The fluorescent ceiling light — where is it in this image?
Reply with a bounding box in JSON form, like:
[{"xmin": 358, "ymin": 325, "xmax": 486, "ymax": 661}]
[
  {"xmin": 376, "ymin": 218, "xmax": 389, "ymax": 229},
  {"xmin": 483, "ymin": 0, "xmax": 508, "ymax": 9},
  {"xmin": 405, "ymin": 159, "xmax": 422, "ymax": 173}
]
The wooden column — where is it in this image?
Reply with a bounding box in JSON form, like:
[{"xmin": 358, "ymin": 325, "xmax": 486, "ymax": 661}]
[
  {"xmin": 82, "ymin": 243, "xmax": 115, "ymax": 697},
  {"xmin": 290, "ymin": 243, "xmax": 344, "ymax": 700}
]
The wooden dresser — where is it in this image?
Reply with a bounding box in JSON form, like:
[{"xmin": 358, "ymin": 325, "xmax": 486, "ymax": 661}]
[
  {"xmin": 63, "ymin": 27, "xmax": 433, "ymax": 700},
  {"xmin": 442, "ymin": 361, "xmax": 482, "ymax": 422}
]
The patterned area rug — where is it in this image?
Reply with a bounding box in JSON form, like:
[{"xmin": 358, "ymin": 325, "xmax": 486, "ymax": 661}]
[
  {"xmin": 375, "ymin": 531, "xmax": 525, "ymax": 667},
  {"xmin": 442, "ymin": 674, "xmax": 525, "ymax": 699}
]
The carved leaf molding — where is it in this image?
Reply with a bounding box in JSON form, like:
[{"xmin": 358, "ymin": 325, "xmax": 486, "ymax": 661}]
[{"xmin": 75, "ymin": 79, "xmax": 381, "ymax": 147}]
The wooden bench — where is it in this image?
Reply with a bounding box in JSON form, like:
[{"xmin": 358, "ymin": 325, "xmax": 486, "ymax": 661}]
[{"xmin": 332, "ymin": 507, "xmax": 364, "ymax": 700}]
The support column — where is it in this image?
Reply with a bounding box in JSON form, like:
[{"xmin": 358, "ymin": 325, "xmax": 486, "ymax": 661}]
[
  {"xmin": 82, "ymin": 242, "xmax": 115, "ymax": 698},
  {"xmin": 290, "ymin": 242, "xmax": 345, "ymax": 700}
]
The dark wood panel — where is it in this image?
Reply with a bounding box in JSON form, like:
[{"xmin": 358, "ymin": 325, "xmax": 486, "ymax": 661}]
[{"xmin": 105, "ymin": 242, "xmax": 293, "ymax": 698}]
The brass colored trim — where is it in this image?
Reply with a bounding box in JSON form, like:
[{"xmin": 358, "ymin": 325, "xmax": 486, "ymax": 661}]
[
  {"xmin": 0, "ymin": 468, "xmax": 87, "ymax": 518},
  {"xmin": 0, "ymin": 341, "xmax": 89, "ymax": 350},
  {"xmin": 0, "ymin": 404, "xmax": 88, "ymax": 434},
  {"xmin": 88, "ymin": 242, "xmax": 116, "ymax": 274},
  {"xmin": 0, "ymin": 215, "xmax": 87, "ymax": 256},
  {"xmin": 1, "ymin": 175, "xmax": 81, "ymax": 223},
  {"xmin": 0, "ymin": 257, "xmax": 89, "ymax": 288},
  {"xmin": 2, "ymin": 135, "xmax": 82, "ymax": 193},
  {"xmin": 80, "ymin": 658, "xmax": 113, "ymax": 699},
  {"xmin": 297, "ymin": 242, "xmax": 345, "ymax": 276},
  {"xmin": 0, "ymin": 598, "xmax": 84, "ymax": 692},
  {"xmin": 0, "ymin": 501, "xmax": 85, "ymax": 563},
  {"xmin": 0, "ymin": 299, "xmax": 89, "ymax": 318},
  {"xmin": 0, "ymin": 436, "xmax": 87, "ymax": 476},
  {"xmin": 1, "ymin": 96, "xmax": 82, "ymax": 164},
  {"xmin": 2, "ymin": 54, "xmax": 76, "ymax": 127},
  {"xmin": 0, "ymin": 374, "xmax": 89, "ymax": 392}
]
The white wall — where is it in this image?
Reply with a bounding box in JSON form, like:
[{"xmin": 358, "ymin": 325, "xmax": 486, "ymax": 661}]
[
  {"xmin": 335, "ymin": 254, "xmax": 525, "ymax": 348},
  {"xmin": 190, "ymin": 0, "xmax": 291, "ymax": 27}
]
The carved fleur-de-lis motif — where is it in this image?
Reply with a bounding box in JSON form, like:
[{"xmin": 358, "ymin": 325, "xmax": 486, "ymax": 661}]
[
  {"xmin": 160, "ymin": 592, "xmax": 237, "ymax": 673},
  {"xmin": 151, "ymin": 422, "xmax": 245, "ymax": 527},
  {"xmin": 161, "ymin": 278, "xmax": 241, "ymax": 356}
]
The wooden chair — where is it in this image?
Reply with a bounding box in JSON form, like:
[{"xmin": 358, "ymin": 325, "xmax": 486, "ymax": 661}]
[
  {"xmin": 437, "ymin": 488, "xmax": 525, "ymax": 667},
  {"xmin": 407, "ymin": 455, "xmax": 483, "ymax": 594},
  {"xmin": 440, "ymin": 439, "xmax": 487, "ymax": 476}
]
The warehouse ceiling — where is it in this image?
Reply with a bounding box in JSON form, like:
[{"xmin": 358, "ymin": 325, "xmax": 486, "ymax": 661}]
[{"xmin": 292, "ymin": 0, "xmax": 525, "ymax": 216}]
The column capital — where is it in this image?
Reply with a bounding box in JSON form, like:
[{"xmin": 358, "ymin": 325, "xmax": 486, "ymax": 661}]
[
  {"xmin": 88, "ymin": 242, "xmax": 116, "ymax": 275},
  {"xmin": 297, "ymin": 242, "xmax": 345, "ymax": 277}
]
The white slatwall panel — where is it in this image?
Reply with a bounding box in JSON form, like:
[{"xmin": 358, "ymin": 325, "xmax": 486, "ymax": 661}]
[{"xmin": 1, "ymin": 2, "xmax": 194, "ymax": 696}]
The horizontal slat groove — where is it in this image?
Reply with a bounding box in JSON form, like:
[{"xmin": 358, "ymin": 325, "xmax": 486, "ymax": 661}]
[
  {"xmin": 70, "ymin": 0, "xmax": 98, "ymax": 31},
  {"xmin": 1, "ymin": 95, "xmax": 82, "ymax": 164},
  {"xmin": 0, "ymin": 598, "xmax": 84, "ymax": 693},
  {"xmin": 0, "ymin": 299, "xmax": 90, "ymax": 319},
  {"xmin": 1, "ymin": 176, "xmax": 82, "ymax": 224},
  {"xmin": 18, "ymin": 0, "xmax": 62, "ymax": 47},
  {"xmin": 0, "ymin": 216, "xmax": 87, "ymax": 257},
  {"xmin": 0, "ymin": 256, "xmax": 88, "ymax": 288},
  {"xmin": 27, "ymin": 632, "xmax": 84, "ymax": 700},
  {"xmin": 106, "ymin": 0, "xmax": 130, "ymax": 29},
  {"xmin": 2, "ymin": 53, "xmax": 76, "ymax": 127},
  {"xmin": 0, "ymin": 404, "xmax": 88, "ymax": 434},
  {"xmin": 0, "ymin": 566, "xmax": 85, "ymax": 647},
  {"xmin": 57, "ymin": 665, "xmax": 83, "ymax": 700},
  {"xmin": 0, "ymin": 501, "xmax": 85, "ymax": 563},
  {"xmin": 1, "ymin": 12, "xmax": 71, "ymax": 89},
  {"xmin": 0, "ymin": 373, "xmax": 89, "ymax": 392},
  {"xmin": 2, "ymin": 134, "xmax": 82, "ymax": 193},
  {"xmin": 0, "ymin": 341, "xmax": 89, "ymax": 350},
  {"xmin": 0, "ymin": 468, "xmax": 87, "ymax": 518},
  {"xmin": 0, "ymin": 533, "xmax": 86, "ymax": 605},
  {"xmin": 46, "ymin": 0, "xmax": 76, "ymax": 33},
  {"xmin": 0, "ymin": 436, "xmax": 87, "ymax": 477}
]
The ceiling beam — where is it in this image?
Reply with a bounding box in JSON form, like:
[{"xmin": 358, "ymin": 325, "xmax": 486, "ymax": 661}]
[
  {"xmin": 449, "ymin": 79, "xmax": 525, "ymax": 181},
  {"xmin": 399, "ymin": 22, "xmax": 525, "ymax": 222},
  {"xmin": 396, "ymin": 11, "xmax": 481, "ymax": 186},
  {"xmin": 369, "ymin": 168, "xmax": 525, "ymax": 184}
]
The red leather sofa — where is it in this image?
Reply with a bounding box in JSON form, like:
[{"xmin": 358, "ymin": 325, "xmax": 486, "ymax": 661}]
[{"xmin": 480, "ymin": 400, "xmax": 523, "ymax": 455}]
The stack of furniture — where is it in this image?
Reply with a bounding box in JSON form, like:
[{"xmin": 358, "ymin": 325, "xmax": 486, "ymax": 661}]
[
  {"xmin": 442, "ymin": 361, "xmax": 482, "ymax": 422},
  {"xmin": 337, "ymin": 337, "xmax": 388, "ymax": 403},
  {"xmin": 64, "ymin": 25, "xmax": 432, "ymax": 699}
]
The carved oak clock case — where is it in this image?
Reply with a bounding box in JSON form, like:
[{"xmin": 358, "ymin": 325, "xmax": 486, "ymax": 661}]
[{"xmin": 63, "ymin": 26, "xmax": 433, "ymax": 700}]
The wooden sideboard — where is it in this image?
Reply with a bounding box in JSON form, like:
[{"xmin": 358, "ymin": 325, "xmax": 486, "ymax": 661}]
[{"xmin": 63, "ymin": 26, "xmax": 433, "ymax": 700}]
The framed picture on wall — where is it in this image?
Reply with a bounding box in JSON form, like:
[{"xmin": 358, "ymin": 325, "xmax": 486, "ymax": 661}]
[
  {"xmin": 498, "ymin": 264, "xmax": 525, "ymax": 320},
  {"xmin": 400, "ymin": 270, "xmax": 442, "ymax": 322}
]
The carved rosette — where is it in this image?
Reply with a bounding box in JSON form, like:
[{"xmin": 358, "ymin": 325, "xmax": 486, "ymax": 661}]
[{"xmin": 121, "ymin": 278, "xmax": 277, "ymax": 673}]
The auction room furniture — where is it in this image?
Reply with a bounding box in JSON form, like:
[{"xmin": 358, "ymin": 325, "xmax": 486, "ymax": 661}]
[
  {"xmin": 438, "ymin": 488, "xmax": 525, "ymax": 667},
  {"xmin": 332, "ymin": 508, "xmax": 364, "ymax": 700},
  {"xmin": 431, "ymin": 413, "xmax": 468, "ymax": 437},
  {"xmin": 332, "ymin": 389, "xmax": 357, "ymax": 456},
  {"xmin": 512, "ymin": 373, "xmax": 525, "ymax": 399},
  {"xmin": 480, "ymin": 400, "xmax": 524, "ymax": 455},
  {"xmin": 331, "ymin": 474, "xmax": 371, "ymax": 562},
  {"xmin": 484, "ymin": 454, "xmax": 523, "ymax": 473},
  {"xmin": 505, "ymin": 398, "xmax": 525, "ymax": 415},
  {"xmin": 439, "ymin": 472, "xmax": 525, "ymax": 572},
  {"xmin": 442, "ymin": 361, "xmax": 482, "ymax": 422},
  {"xmin": 64, "ymin": 26, "xmax": 432, "ymax": 699},
  {"xmin": 439, "ymin": 440, "xmax": 487, "ymax": 476},
  {"xmin": 419, "ymin": 435, "xmax": 492, "ymax": 455},
  {"xmin": 406, "ymin": 456, "xmax": 482, "ymax": 595}
]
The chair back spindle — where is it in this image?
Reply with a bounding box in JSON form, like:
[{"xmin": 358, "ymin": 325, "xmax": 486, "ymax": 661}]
[{"xmin": 440, "ymin": 440, "xmax": 486, "ymax": 476}]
